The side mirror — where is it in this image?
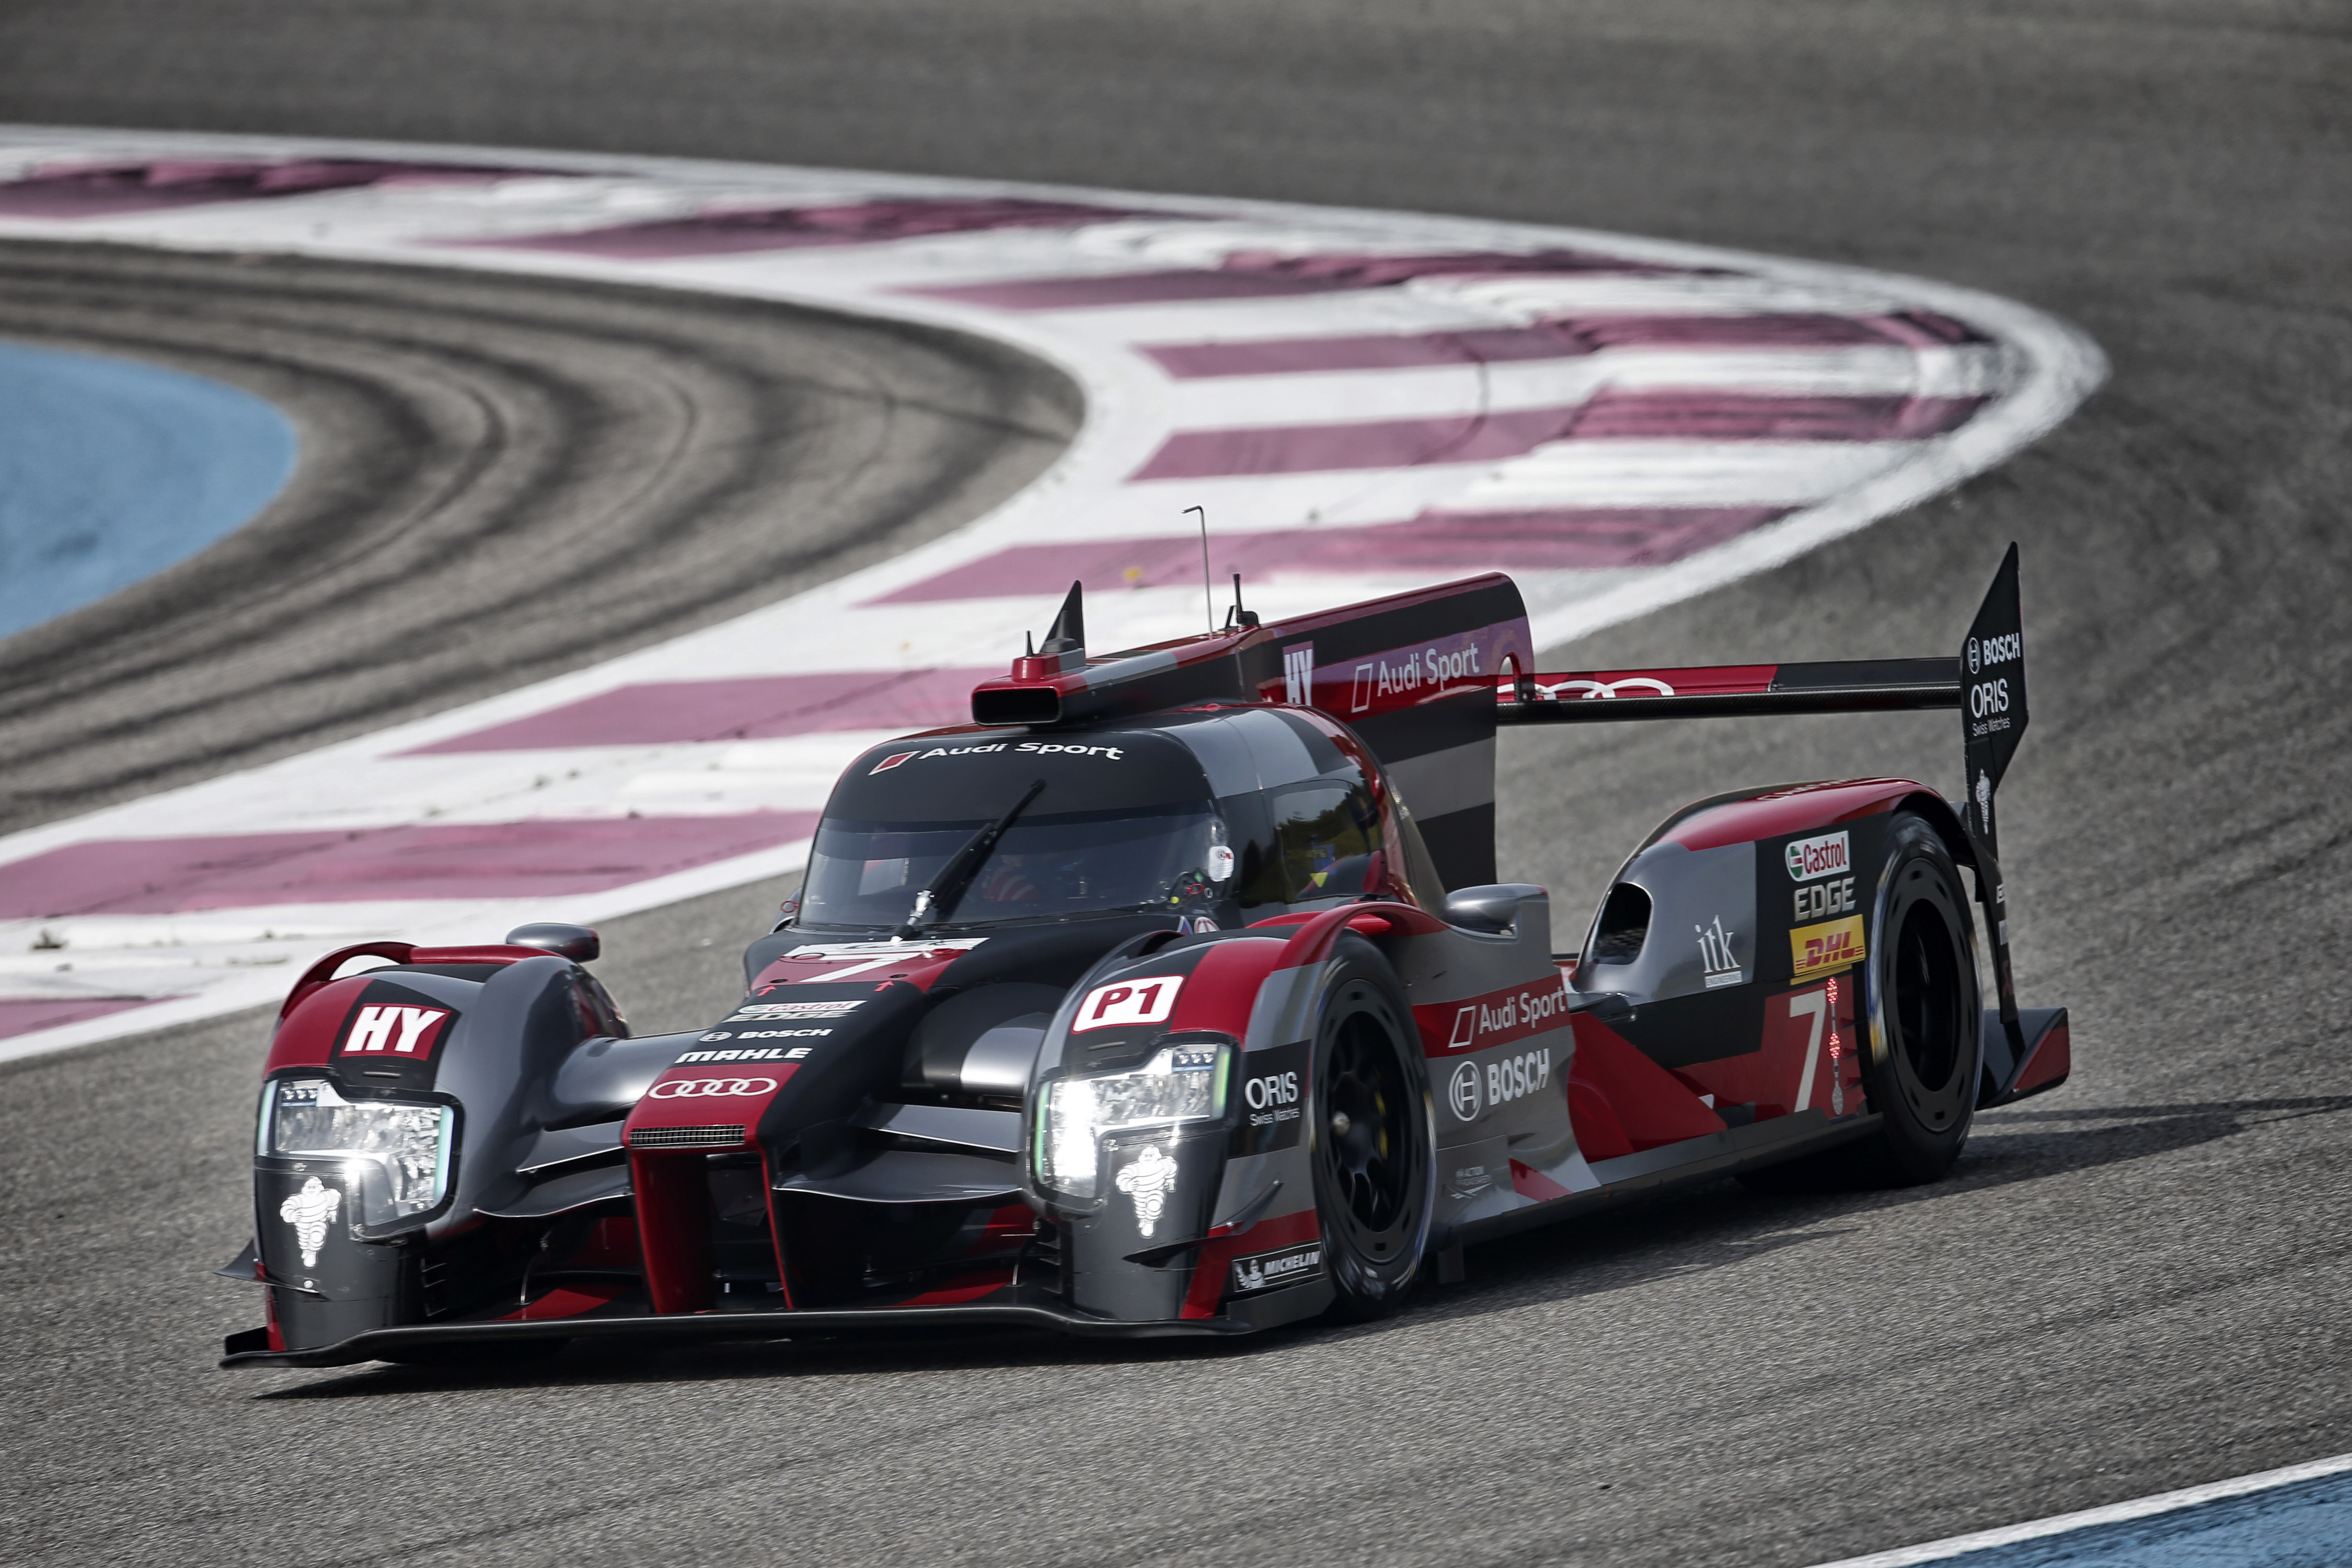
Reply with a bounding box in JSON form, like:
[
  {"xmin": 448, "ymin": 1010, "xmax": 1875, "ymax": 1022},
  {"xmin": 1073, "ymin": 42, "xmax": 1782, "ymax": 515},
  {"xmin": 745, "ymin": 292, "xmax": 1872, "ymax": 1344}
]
[
  {"xmin": 1440, "ymin": 883, "xmax": 1546, "ymax": 936},
  {"xmin": 505, "ymin": 923, "xmax": 601, "ymax": 963}
]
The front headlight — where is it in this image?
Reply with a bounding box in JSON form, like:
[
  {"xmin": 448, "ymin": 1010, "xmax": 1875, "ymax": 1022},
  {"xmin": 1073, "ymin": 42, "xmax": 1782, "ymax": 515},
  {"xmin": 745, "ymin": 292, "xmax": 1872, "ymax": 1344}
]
[
  {"xmin": 1033, "ymin": 1042, "xmax": 1228, "ymax": 1201},
  {"xmin": 261, "ymin": 1077, "xmax": 453, "ymax": 1227}
]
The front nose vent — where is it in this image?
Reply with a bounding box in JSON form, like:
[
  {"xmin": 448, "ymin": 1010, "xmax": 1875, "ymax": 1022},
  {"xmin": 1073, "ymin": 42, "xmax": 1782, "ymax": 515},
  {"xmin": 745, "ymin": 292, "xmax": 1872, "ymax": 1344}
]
[
  {"xmin": 626, "ymin": 1125, "xmax": 747, "ymax": 1149},
  {"xmin": 1589, "ymin": 883, "xmax": 1652, "ymax": 965}
]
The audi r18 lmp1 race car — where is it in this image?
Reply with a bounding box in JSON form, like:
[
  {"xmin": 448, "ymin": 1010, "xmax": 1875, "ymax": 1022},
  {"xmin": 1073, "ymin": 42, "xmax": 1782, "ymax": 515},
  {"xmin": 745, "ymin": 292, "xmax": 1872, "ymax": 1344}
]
[{"xmin": 217, "ymin": 549, "xmax": 2070, "ymax": 1367}]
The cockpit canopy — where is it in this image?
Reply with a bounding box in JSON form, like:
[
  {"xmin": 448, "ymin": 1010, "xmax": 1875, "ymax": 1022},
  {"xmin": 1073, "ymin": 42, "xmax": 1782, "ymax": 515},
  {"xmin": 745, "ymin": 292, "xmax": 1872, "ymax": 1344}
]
[{"xmin": 797, "ymin": 709, "xmax": 1425, "ymax": 935}]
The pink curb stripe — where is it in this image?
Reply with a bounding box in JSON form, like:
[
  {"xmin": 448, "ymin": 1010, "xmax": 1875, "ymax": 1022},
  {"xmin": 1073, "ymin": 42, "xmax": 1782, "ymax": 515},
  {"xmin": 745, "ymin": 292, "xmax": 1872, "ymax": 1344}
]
[
  {"xmin": 458, "ymin": 197, "xmax": 1174, "ymax": 260},
  {"xmin": 0, "ymin": 815, "xmax": 821, "ymax": 918},
  {"xmin": 866, "ymin": 508, "xmax": 1788, "ymax": 604},
  {"xmin": 1139, "ymin": 312, "xmax": 1989, "ymax": 378},
  {"xmin": 1566, "ymin": 390, "xmax": 1986, "ymax": 441},
  {"xmin": 1134, "ymin": 403, "xmax": 1583, "ymax": 480},
  {"xmin": 0, "ymin": 996, "xmax": 178, "ymax": 1042},
  {"xmin": 408, "ymin": 668, "xmax": 993, "ymax": 753},
  {"xmin": 0, "ymin": 158, "xmax": 554, "ymax": 218},
  {"xmin": 1131, "ymin": 391, "xmax": 1988, "ymax": 480},
  {"xmin": 906, "ymin": 247, "xmax": 1682, "ymax": 311}
]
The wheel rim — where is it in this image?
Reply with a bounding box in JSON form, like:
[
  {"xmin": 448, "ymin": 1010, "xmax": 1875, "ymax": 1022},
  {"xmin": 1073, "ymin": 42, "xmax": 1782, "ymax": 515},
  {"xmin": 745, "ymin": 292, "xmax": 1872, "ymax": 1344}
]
[
  {"xmin": 1885, "ymin": 870, "xmax": 1972, "ymax": 1131},
  {"xmin": 1319, "ymin": 995, "xmax": 1413, "ymax": 1240},
  {"xmin": 1894, "ymin": 901, "xmax": 1963, "ymax": 1093}
]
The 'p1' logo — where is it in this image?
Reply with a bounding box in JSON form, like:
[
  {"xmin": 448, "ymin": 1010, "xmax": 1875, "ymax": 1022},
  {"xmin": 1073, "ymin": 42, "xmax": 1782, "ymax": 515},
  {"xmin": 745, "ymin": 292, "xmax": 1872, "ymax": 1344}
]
[{"xmin": 1074, "ymin": 976, "xmax": 1184, "ymax": 1032}]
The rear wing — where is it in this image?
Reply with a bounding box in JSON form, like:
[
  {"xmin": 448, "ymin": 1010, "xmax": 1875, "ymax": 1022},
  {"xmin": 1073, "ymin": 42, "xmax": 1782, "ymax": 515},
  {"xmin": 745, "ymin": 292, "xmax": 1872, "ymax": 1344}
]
[{"xmin": 1497, "ymin": 546, "xmax": 2032, "ymax": 1045}]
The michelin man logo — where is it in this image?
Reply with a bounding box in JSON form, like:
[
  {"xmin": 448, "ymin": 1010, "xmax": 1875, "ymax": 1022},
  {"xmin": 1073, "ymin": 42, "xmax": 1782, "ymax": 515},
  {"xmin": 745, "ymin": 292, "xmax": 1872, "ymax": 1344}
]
[
  {"xmin": 1113, "ymin": 1144, "xmax": 1179, "ymax": 1236},
  {"xmin": 279, "ymin": 1175, "xmax": 341, "ymax": 1268},
  {"xmin": 1235, "ymin": 1255, "xmax": 1265, "ymax": 1290}
]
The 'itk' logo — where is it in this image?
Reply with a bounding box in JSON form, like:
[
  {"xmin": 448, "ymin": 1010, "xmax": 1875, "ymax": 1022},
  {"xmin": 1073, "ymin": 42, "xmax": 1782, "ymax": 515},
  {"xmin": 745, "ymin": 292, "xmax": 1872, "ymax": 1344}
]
[
  {"xmin": 1694, "ymin": 917, "xmax": 1743, "ymax": 988},
  {"xmin": 1283, "ymin": 643, "xmax": 1314, "ymax": 706}
]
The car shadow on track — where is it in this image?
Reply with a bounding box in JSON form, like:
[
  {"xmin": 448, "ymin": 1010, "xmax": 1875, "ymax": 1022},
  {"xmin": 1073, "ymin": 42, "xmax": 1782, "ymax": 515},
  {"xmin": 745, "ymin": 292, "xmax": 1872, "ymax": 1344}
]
[
  {"xmin": 1366, "ymin": 1092, "xmax": 2352, "ymax": 1334},
  {"xmin": 250, "ymin": 1094, "xmax": 2352, "ymax": 1398},
  {"xmin": 1953, "ymin": 1092, "xmax": 2352, "ymax": 1196}
]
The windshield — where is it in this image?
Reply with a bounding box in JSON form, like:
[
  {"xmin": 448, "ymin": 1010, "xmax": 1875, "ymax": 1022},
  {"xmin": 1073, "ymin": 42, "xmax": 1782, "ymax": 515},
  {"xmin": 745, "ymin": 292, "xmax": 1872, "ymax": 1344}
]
[{"xmin": 800, "ymin": 802, "xmax": 1230, "ymax": 931}]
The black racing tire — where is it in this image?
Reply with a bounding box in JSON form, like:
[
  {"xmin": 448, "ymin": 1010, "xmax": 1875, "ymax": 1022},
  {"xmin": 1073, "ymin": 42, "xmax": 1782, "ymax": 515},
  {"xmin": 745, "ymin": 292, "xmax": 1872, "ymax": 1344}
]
[
  {"xmin": 1308, "ymin": 935, "xmax": 1436, "ymax": 1320},
  {"xmin": 1842, "ymin": 811, "xmax": 1984, "ymax": 1186}
]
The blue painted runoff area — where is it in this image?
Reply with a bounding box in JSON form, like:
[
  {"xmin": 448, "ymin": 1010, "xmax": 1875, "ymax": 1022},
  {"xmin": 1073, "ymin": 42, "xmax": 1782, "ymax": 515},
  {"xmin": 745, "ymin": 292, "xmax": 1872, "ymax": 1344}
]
[
  {"xmin": 1931, "ymin": 1471, "xmax": 2352, "ymax": 1567},
  {"xmin": 0, "ymin": 340, "xmax": 298, "ymax": 641}
]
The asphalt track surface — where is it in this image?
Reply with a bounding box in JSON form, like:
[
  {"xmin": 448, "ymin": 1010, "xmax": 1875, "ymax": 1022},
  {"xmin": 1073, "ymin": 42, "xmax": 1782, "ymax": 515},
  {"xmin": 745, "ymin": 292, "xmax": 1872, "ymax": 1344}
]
[{"xmin": 1, "ymin": 4, "xmax": 2348, "ymax": 1565}]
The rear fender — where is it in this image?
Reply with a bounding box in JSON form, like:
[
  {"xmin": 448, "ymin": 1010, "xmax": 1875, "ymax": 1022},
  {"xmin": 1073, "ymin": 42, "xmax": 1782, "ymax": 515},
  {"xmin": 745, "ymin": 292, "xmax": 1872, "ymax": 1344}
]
[{"xmin": 1577, "ymin": 777, "xmax": 1932, "ymax": 999}]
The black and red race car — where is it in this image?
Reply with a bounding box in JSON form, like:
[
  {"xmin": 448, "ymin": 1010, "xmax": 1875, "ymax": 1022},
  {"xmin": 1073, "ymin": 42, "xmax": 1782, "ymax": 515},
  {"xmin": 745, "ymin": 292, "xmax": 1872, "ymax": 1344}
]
[{"xmin": 218, "ymin": 549, "xmax": 2068, "ymax": 1366}]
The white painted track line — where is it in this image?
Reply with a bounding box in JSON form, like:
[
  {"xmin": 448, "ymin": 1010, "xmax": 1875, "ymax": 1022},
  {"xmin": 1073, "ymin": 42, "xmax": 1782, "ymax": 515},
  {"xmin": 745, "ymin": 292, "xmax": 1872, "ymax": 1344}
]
[{"xmin": 1808, "ymin": 1452, "xmax": 2352, "ymax": 1567}]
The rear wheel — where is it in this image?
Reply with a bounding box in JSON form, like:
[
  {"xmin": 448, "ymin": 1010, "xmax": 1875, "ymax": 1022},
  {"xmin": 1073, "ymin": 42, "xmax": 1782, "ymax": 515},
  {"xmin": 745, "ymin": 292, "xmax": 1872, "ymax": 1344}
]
[
  {"xmin": 1309, "ymin": 937, "xmax": 1435, "ymax": 1319},
  {"xmin": 1846, "ymin": 811, "xmax": 1982, "ymax": 1185}
]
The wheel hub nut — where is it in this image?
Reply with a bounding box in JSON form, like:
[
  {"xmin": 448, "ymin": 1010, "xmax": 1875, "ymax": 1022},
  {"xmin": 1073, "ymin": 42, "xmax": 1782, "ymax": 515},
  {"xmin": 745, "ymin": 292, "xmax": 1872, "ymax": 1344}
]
[{"xmin": 1331, "ymin": 1110, "xmax": 1352, "ymax": 1137}]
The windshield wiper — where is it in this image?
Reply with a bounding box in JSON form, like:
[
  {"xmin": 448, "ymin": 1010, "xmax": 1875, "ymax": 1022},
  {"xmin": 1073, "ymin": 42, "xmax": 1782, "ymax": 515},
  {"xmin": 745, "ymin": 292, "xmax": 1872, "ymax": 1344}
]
[{"xmin": 896, "ymin": 778, "xmax": 1047, "ymax": 939}]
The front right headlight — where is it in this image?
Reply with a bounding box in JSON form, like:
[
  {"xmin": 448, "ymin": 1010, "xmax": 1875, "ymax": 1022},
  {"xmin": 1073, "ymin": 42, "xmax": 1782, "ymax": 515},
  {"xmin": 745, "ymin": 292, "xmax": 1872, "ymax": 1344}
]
[
  {"xmin": 1033, "ymin": 1042, "xmax": 1228, "ymax": 1202},
  {"xmin": 261, "ymin": 1077, "xmax": 453, "ymax": 1227}
]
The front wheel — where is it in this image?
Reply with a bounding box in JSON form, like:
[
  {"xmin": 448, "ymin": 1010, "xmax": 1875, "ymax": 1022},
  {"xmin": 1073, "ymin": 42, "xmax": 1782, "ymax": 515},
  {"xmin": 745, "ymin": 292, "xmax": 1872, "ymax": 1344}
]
[{"xmin": 1309, "ymin": 936, "xmax": 1435, "ymax": 1320}]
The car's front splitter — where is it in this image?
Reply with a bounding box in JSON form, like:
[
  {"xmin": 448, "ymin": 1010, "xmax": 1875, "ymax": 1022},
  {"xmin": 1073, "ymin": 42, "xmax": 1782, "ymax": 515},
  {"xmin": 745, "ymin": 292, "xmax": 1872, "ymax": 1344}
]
[{"xmin": 217, "ymin": 1291, "xmax": 1313, "ymax": 1368}]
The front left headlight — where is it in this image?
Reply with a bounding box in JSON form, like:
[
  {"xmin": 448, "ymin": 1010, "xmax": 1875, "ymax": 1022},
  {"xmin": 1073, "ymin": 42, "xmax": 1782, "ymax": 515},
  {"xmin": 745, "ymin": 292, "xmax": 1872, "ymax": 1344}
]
[
  {"xmin": 1033, "ymin": 1041, "xmax": 1228, "ymax": 1202},
  {"xmin": 261, "ymin": 1077, "xmax": 453, "ymax": 1227}
]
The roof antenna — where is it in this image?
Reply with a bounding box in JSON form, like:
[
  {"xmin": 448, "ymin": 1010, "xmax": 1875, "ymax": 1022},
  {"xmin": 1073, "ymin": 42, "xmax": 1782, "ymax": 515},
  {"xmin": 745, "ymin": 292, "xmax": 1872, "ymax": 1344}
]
[
  {"xmin": 1185, "ymin": 505, "xmax": 1213, "ymax": 636},
  {"xmin": 1225, "ymin": 571, "xmax": 1259, "ymax": 630}
]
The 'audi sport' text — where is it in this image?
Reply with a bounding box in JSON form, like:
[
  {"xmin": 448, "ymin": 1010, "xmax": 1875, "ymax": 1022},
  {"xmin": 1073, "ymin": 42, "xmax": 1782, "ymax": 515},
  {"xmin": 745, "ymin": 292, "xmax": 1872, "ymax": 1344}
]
[
  {"xmin": 871, "ymin": 740, "xmax": 1123, "ymax": 773},
  {"xmin": 728, "ymin": 999, "xmax": 862, "ymax": 1021},
  {"xmin": 1427, "ymin": 979, "xmax": 1573, "ymax": 1053},
  {"xmin": 1348, "ymin": 638, "xmax": 1485, "ymax": 714}
]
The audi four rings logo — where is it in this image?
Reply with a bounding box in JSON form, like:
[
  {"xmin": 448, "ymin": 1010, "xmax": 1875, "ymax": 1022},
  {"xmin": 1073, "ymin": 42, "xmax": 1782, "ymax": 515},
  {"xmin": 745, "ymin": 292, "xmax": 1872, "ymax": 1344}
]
[
  {"xmin": 648, "ymin": 1076, "xmax": 777, "ymax": 1099},
  {"xmin": 1543, "ymin": 676, "xmax": 1676, "ymax": 700}
]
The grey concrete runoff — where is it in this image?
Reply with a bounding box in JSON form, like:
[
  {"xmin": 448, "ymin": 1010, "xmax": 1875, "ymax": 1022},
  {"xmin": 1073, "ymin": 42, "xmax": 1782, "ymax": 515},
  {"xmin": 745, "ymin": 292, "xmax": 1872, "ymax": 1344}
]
[{"xmin": 1, "ymin": 2, "xmax": 2348, "ymax": 1565}]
